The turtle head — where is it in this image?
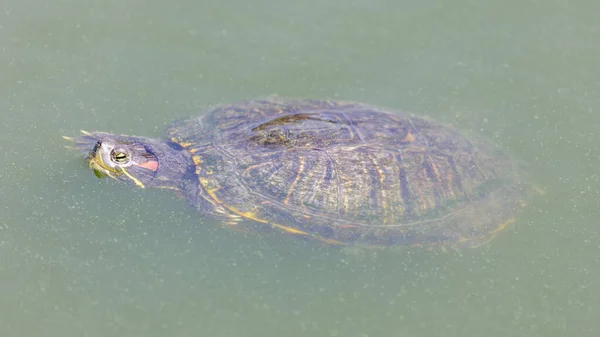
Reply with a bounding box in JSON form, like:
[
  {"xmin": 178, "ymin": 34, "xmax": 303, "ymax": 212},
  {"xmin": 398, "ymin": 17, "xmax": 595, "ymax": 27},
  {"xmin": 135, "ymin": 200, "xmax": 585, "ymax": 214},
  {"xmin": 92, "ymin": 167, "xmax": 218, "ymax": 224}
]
[{"xmin": 65, "ymin": 131, "xmax": 190, "ymax": 190}]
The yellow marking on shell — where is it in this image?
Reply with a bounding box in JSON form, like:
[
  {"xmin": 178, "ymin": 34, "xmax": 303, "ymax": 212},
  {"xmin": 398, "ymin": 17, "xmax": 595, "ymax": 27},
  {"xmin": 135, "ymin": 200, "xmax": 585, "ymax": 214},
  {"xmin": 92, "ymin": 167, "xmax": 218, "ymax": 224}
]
[
  {"xmin": 394, "ymin": 166, "xmax": 406, "ymax": 217},
  {"xmin": 414, "ymin": 155, "xmax": 428, "ymax": 212},
  {"xmin": 226, "ymin": 207, "xmax": 264, "ymax": 223},
  {"xmin": 199, "ymin": 177, "xmax": 223, "ymax": 204},
  {"xmin": 216, "ymin": 121, "xmax": 239, "ymax": 130},
  {"xmin": 189, "ymin": 148, "xmax": 200, "ymax": 154},
  {"xmin": 119, "ymin": 167, "xmax": 145, "ymax": 188},
  {"xmin": 192, "ymin": 155, "xmax": 203, "ymax": 174},
  {"xmin": 377, "ymin": 156, "xmax": 392, "ymax": 223},
  {"xmin": 426, "ymin": 194, "xmax": 434, "ymax": 211},
  {"xmin": 312, "ymin": 161, "xmax": 330, "ymax": 209},
  {"xmin": 426, "ymin": 155, "xmax": 441, "ymax": 182},
  {"xmin": 225, "ymin": 205, "xmax": 310, "ymax": 236},
  {"xmin": 445, "ymin": 165, "xmax": 457, "ymax": 199},
  {"xmin": 356, "ymin": 161, "xmax": 370, "ymax": 217},
  {"xmin": 301, "ymin": 159, "xmax": 315, "ymax": 183},
  {"xmin": 367, "ymin": 155, "xmax": 387, "ymax": 214},
  {"xmin": 178, "ymin": 141, "xmax": 194, "ymax": 148},
  {"xmin": 346, "ymin": 124, "xmax": 355, "ymax": 140},
  {"xmin": 296, "ymin": 162, "xmax": 315, "ymax": 213},
  {"xmin": 242, "ymin": 162, "xmax": 272, "ymax": 176},
  {"xmin": 420, "ymin": 162, "xmax": 435, "ymax": 210},
  {"xmin": 273, "ymin": 223, "xmax": 309, "ymax": 235},
  {"xmin": 494, "ymin": 217, "xmax": 516, "ymax": 233},
  {"xmin": 205, "ymin": 187, "xmax": 222, "ymax": 204},
  {"xmin": 343, "ymin": 175, "xmax": 351, "ymax": 214},
  {"xmin": 156, "ymin": 186, "xmax": 181, "ymax": 192},
  {"xmin": 284, "ymin": 156, "xmax": 305, "ymax": 205},
  {"xmin": 416, "ymin": 188, "xmax": 428, "ymax": 212}
]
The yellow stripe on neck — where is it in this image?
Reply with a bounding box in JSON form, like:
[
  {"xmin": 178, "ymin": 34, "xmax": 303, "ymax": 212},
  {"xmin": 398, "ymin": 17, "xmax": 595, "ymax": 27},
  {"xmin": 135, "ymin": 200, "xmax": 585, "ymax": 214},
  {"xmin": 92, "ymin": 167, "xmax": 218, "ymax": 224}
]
[{"xmin": 120, "ymin": 167, "xmax": 145, "ymax": 188}]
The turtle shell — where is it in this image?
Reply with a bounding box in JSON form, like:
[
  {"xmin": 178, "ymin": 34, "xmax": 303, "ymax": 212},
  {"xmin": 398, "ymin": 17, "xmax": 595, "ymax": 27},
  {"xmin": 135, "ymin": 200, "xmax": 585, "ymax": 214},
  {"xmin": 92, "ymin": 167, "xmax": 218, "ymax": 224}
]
[{"xmin": 167, "ymin": 98, "xmax": 527, "ymax": 248}]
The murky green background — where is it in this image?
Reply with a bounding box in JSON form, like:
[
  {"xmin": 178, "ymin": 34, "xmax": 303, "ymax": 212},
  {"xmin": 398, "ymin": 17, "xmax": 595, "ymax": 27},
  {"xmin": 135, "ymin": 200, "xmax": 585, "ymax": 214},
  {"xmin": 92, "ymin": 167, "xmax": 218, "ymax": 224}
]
[{"xmin": 1, "ymin": 0, "xmax": 599, "ymax": 336}]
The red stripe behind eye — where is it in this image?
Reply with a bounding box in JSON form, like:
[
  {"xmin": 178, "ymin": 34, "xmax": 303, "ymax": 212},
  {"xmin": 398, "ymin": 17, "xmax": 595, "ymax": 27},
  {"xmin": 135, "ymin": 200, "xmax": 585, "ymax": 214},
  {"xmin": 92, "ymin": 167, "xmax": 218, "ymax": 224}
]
[{"xmin": 136, "ymin": 160, "xmax": 159, "ymax": 171}]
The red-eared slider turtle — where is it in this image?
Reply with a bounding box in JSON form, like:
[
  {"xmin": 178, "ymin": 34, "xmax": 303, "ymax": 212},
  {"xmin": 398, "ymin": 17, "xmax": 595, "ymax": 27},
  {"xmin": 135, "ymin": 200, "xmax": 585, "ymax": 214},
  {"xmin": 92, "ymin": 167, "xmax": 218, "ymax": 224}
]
[{"xmin": 65, "ymin": 98, "xmax": 528, "ymax": 249}]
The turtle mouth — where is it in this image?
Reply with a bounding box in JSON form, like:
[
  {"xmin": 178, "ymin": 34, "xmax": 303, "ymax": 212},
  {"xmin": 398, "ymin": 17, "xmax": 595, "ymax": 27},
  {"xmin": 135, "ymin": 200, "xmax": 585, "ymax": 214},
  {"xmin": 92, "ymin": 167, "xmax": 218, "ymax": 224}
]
[
  {"xmin": 63, "ymin": 130, "xmax": 119, "ymax": 179},
  {"xmin": 88, "ymin": 141, "xmax": 116, "ymax": 179}
]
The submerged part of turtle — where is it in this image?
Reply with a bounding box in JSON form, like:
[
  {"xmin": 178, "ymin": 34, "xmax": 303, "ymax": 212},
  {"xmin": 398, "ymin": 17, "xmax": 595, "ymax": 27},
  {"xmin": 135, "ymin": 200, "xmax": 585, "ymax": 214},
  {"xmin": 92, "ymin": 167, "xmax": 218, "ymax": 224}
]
[{"xmin": 65, "ymin": 98, "xmax": 529, "ymax": 249}]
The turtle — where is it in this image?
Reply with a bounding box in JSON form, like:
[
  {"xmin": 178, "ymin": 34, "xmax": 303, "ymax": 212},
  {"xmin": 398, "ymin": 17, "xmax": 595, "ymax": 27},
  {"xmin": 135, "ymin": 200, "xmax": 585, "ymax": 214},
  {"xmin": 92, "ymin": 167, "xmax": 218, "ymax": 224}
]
[{"xmin": 65, "ymin": 98, "xmax": 529, "ymax": 249}]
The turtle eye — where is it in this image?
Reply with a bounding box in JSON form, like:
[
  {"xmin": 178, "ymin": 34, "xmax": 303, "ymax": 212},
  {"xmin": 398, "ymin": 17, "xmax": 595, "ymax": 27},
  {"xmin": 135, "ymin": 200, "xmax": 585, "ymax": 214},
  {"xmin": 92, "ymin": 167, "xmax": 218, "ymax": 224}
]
[{"xmin": 110, "ymin": 149, "xmax": 129, "ymax": 164}]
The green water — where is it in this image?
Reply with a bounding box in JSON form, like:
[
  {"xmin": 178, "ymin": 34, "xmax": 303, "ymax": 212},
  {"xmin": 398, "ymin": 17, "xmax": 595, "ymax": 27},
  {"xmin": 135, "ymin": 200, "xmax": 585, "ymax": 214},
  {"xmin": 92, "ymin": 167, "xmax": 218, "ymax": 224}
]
[{"xmin": 1, "ymin": 0, "xmax": 599, "ymax": 336}]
